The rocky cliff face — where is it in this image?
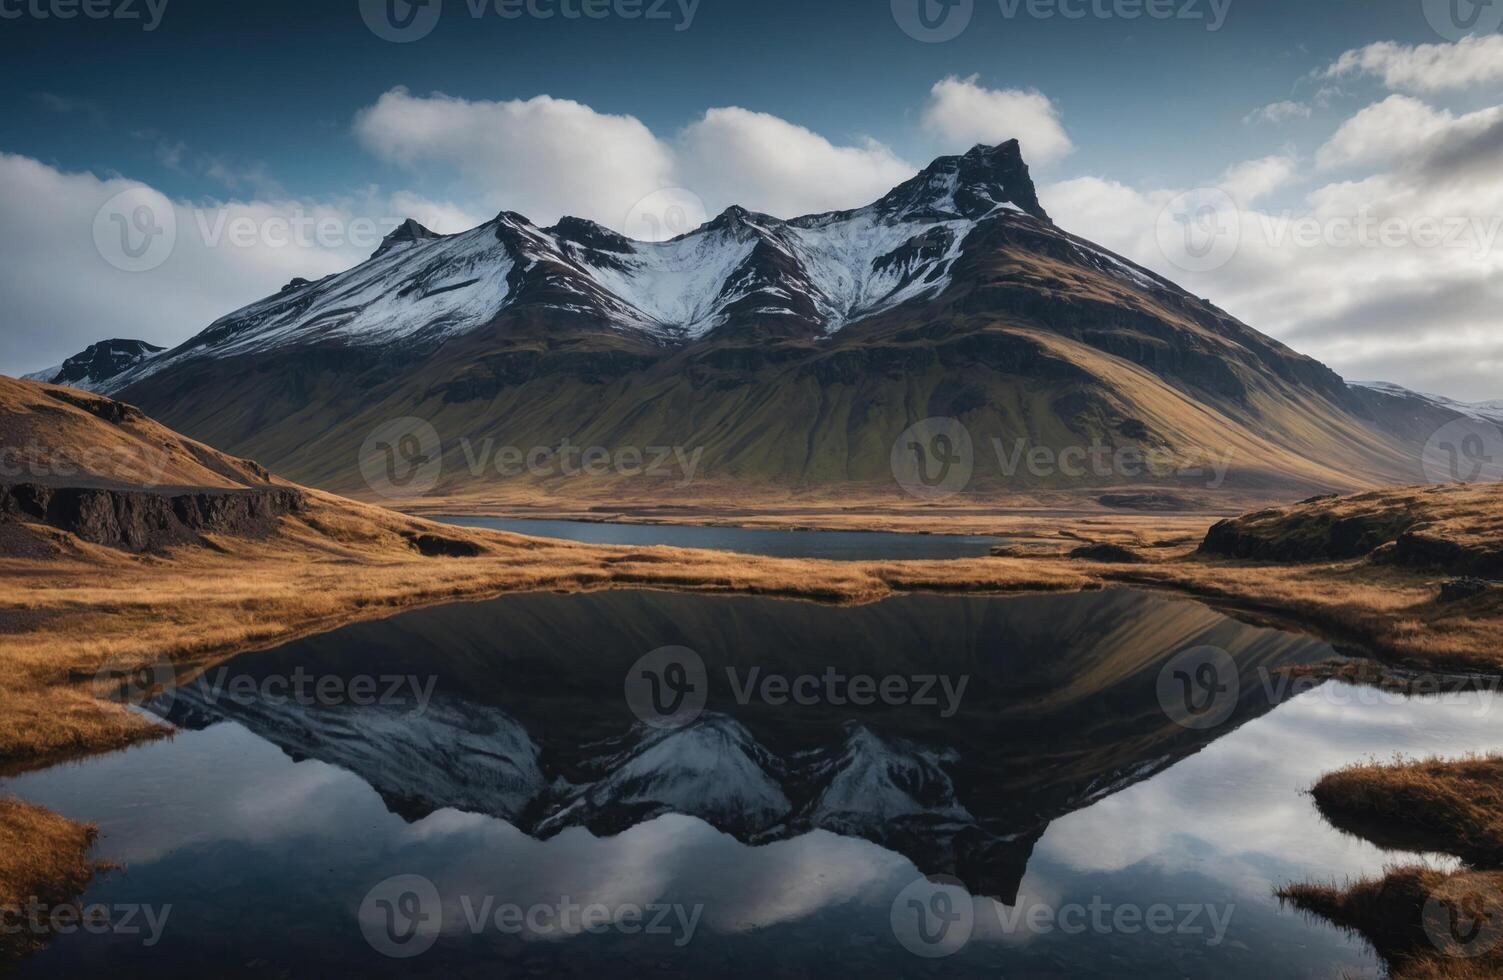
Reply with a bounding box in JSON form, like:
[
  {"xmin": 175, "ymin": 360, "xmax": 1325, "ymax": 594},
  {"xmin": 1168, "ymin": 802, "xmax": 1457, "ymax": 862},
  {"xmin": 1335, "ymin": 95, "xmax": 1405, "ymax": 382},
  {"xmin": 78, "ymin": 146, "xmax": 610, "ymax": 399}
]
[{"xmin": 0, "ymin": 483, "xmax": 303, "ymax": 552}]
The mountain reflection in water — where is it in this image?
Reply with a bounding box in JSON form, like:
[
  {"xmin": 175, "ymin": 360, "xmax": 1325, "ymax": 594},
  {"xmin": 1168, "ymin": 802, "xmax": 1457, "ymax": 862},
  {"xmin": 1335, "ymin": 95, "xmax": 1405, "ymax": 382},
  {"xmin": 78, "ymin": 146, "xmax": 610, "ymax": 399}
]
[{"xmin": 148, "ymin": 588, "xmax": 1336, "ymax": 905}]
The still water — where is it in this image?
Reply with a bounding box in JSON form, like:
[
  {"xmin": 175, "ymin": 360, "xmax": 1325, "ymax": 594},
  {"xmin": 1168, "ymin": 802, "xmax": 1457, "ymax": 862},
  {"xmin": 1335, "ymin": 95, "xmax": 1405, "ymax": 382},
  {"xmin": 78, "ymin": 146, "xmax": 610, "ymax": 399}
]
[
  {"xmin": 433, "ymin": 515, "xmax": 1003, "ymax": 560},
  {"xmin": 6, "ymin": 586, "xmax": 1500, "ymax": 978}
]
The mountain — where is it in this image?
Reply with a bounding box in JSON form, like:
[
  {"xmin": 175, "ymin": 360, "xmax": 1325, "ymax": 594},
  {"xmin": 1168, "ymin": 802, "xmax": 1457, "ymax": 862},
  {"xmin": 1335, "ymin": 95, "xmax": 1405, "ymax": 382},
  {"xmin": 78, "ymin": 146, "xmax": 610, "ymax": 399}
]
[
  {"xmin": 63, "ymin": 142, "xmax": 1460, "ymax": 502},
  {"xmin": 24, "ymin": 340, "xmax": 164, "ymax": 393},
  {"xmin": 1350, "ymin": 381, "xmax": 1503, "ymax": 426}
]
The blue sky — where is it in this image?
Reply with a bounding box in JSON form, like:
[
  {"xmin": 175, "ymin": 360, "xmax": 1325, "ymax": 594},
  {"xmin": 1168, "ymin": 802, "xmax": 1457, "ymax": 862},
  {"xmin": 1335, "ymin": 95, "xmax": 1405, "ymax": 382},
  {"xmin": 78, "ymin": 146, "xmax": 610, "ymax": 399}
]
[
  {"xmin": 2, "ymin": 0, "xmax": 1501, "ymax": 398},
  {"xmin": 0, "ymin": 0, "xmax": 1440, "ymax": 200}
]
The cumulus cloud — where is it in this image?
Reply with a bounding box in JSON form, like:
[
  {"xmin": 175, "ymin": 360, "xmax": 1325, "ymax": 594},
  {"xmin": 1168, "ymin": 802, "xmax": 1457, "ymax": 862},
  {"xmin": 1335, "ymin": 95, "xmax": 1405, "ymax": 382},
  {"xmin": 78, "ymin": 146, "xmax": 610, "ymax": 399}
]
[
  {"xmin": 1324, "ymin": 35, "xmax": 1503, "ymax": 93},
  {"xmin": 354, "ymin": 87, "xmax": 921, "ymax": 230},
  {"xmin": 676, "ymin": 107, "xmax": 913, "ymax": 218},
  {"xmin": 1315, "ymin": 95, "xmax": 1462, "ymax": 170},
  {"xmin": 0, "ymin": 152, "xmax": 428, "ymax": 377},
  {"xmin": 1045, "ymin": 94, "xmax": 1503, "ymax": 402},
  {"xmin": 1219, "ymin": 155, "xmax": 1300, "ymax": 204},
  {"xmin": 920, "ymin": 75, "xmax": 1074, "ymax": 165},
  {"xmin": 1243, "ymin": 101, "xmax": 1311, "ymax": 125},
  {"xmin": 354, "ymin": 87, "xmax": 677, "ymax": 231}
]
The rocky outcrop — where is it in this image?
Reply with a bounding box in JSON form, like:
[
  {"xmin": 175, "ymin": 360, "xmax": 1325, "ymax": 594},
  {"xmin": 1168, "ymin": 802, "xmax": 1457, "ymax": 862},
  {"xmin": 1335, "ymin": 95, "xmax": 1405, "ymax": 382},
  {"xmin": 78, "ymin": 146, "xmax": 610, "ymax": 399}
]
[
  {"xmin": 1201, "ymin": 506, "xmax": 1422, "ymax": 562},
  {"xmin": 0, "ymin": 483, "xmax": 303, "ymax": 552}
]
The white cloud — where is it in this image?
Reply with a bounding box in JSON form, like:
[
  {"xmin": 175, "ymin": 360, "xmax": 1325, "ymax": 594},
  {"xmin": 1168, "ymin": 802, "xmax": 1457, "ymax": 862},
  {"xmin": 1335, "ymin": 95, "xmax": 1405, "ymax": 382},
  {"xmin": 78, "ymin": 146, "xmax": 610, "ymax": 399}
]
[
  {"xmin": 676, "ymin": 107, "xmax": 913, "ymax": 218},
  {"xmin": 1243, "ymin": 101, "xmax": 1311, "ymax": 125},
  {"xmin": 1045, "ymin": 94, "xmax": 1503, "ymax": 402},
  {"xmin": 354, "ymin": 87, "xmax": 677, "ymax": 231},
  {"xmin": 1316, "ymin": 95, "xmax": 1503, "ymax": 172},
  {"xmin": 1324, "ymin": 35, "xmax": 1503, "ymax": 93},
  {"xmin": 0, "ymin": 152, "xmax": 425, "ymax": 377},
  {"xmin": 920, "ymin": 75, "xmax": 1074, "ymax": 165},
  {"xmin": 1219, "ymin": 154, "xmax": 1299, "ymax": 204},
  {"xmin": 354, "ymin": 88, "xmax": 919, "ymax": 229}
]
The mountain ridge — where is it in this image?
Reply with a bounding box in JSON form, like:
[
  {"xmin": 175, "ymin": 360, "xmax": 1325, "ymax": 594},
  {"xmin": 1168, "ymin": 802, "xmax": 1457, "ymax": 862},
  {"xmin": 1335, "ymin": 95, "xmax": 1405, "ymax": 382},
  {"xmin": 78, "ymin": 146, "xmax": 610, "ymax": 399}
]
[{"xmin": 26, "ymin": 140, "xmax": 1473, "ymax": 502}]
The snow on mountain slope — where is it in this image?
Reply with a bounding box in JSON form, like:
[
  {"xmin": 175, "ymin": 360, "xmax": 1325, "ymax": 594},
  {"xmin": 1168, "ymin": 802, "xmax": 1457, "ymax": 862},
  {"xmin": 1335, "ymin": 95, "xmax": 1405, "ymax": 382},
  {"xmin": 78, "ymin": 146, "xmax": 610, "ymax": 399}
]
[
  {"xmin": 1352, "ymin": 381, "xmax": 1503, "ymax": 425},
  {"xmin": 100, "ymin": 141, "xmax": 1100, "ymax": 393}
]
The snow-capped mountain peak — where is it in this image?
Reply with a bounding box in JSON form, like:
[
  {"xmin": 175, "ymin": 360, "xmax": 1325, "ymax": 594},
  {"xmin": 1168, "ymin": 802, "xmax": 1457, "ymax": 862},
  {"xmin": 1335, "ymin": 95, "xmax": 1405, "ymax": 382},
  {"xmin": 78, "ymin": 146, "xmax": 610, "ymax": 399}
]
[
  {"xmin": 93, "ymin": 141, "xmax": 1158, "ymax": 395},
  {"xmin": 24, "ymin": 339, "xmax": 165, "ymax": 392}
]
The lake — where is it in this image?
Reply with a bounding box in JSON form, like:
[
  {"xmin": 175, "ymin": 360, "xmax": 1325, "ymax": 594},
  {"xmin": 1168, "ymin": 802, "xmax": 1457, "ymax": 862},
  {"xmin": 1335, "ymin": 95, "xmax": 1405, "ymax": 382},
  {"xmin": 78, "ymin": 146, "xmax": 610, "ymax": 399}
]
[
  {"xmin": 432, "ymin": 515, "xmax": 1003, "ymax": 559},
  {"xmin": 6, "ymin": 586, "xmax": 1500, "ymax": 978}
]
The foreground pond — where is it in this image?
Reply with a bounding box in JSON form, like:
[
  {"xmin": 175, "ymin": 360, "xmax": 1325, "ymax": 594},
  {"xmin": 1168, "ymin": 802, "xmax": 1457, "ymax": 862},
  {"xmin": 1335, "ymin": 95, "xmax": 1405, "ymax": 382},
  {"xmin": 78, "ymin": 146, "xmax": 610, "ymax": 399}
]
[
  {"xmin": 7, "ymin": 588, "xmax": 1501, "ymax": 978},
  {"xmin": 433, "ymin": 515, "xmax": 1003, "ymax": 559}
]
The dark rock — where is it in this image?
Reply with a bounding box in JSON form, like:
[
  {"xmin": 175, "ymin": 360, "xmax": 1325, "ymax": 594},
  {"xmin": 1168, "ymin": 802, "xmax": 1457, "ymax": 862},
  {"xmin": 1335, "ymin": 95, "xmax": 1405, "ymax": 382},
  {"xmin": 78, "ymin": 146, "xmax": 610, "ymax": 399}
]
[
  {"xmin": 405, "ymin": 533, "xmax": 485, "ymax": 559},
  {"xmin": 1099, "ymin": 492, "xmax": 1189, "ymax": 512},
  {"xmin": 1438, "ymin": 578, "xmax": 1491, "ymax": 603},
  {"xmin": 1068, "ymin": 544, "xmax": 1146, "ymax": 564},
  {"xmin": 0, "ymin": 483, "xmax": 303, "ymax": 553},
  {"xmin": 371, "ymin": 218, "xmax": 440, "ymax": 259},
  {"xmin": 47, "ymin": 339, "xmax": 164, "ymax": 388}
]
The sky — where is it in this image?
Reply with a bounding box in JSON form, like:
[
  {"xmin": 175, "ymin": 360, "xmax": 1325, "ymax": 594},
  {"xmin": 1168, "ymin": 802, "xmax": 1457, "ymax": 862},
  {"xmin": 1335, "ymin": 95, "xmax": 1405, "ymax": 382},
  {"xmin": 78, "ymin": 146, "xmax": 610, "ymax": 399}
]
[{"xmin": 1, "ymin": 0, "xmax": 1500, "ymax": 399}]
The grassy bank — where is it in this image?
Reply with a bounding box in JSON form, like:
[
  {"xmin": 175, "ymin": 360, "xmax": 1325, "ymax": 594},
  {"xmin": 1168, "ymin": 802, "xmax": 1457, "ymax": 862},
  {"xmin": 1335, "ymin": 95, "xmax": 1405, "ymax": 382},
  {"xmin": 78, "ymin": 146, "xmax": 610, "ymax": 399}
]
[
  {"xmin": 0, "ymin": 799, "xmax": 101, "ymax": 963},
  {"xmin": 1281, "ymin": 756, "xmax": 1503, "ymax": 979}
]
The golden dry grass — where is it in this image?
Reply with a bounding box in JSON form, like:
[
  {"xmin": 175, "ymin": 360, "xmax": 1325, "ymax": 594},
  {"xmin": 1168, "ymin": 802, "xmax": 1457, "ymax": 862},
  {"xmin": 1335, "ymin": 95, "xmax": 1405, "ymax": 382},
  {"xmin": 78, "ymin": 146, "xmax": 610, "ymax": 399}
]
[
  {"xmin": 1281, "ymin": 756, "xmax": 1503, "ymax": 979},
  {"xmin": 1283, "ymin": 867, "xmax": 1503, "ymax": 980},
  {"xmin": 1312, "ymin": 756, "xmax": 1503, "ymax": 866},
  {"xmin": 0, "ymin": 799, "xmax": 101, "ymax": 963}
]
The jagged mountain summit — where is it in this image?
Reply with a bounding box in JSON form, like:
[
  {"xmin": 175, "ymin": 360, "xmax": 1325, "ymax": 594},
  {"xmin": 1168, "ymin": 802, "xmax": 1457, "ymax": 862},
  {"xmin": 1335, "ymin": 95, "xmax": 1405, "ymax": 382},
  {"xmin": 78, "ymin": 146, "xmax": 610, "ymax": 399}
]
[
  {"xmin": 62, "ymin": 140, "xmax": 1466, "ymax": 501},
  {"xmin": 106, "ymin": 141, "xmax": 1059, "ymax": 378},
  {"xmin": 24, "ymin": 339, "xmax": 164, "ymax": 393}
]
